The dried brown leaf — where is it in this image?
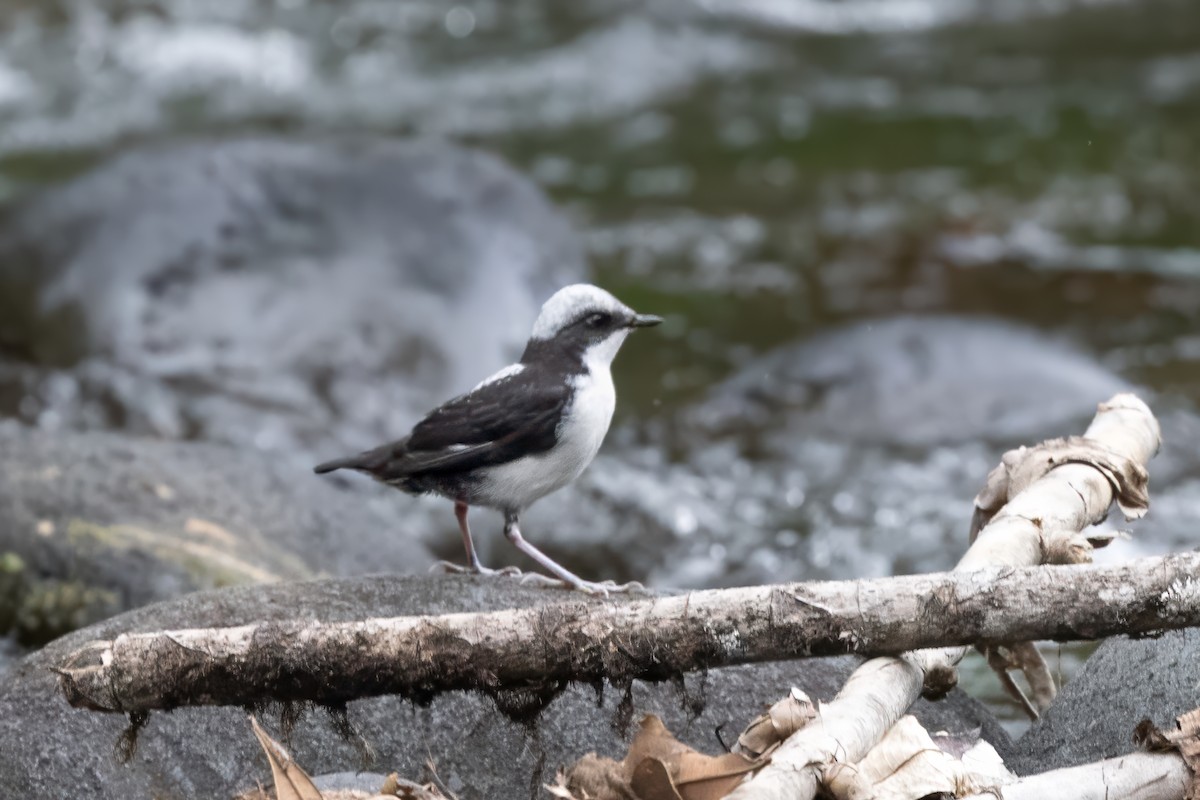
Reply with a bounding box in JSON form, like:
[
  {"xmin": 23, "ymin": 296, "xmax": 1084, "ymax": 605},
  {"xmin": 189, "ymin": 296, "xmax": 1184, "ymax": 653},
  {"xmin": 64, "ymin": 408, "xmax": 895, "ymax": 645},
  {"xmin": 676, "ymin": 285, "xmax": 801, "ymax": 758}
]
[
  {"xmin": 983, "ymin": 643, "xmax": 1056, "ymax": 719},
  {"xmin": 248, "ymin": 715, "xmax": 324, "ymax": 800},
  {"xmin": 629, "ymin": 758, "xmax": 683, "ymax": 800},
  {"xmin": 624, "ymin": 716, "xmax": 759, "ymax": 800},
  {"xmin": 558, "ymin": 754, "xmax": 637, "ymax": 799},
  {"xmin": 561, "ymin": 716, "xmax": 763, "ymax": 800},
  {"xmin": 387, "ymin": 777, "xmax": 453, "ymax": 800},
  {"xmin": 379, "ymin": 774, "xmax": 401, "ymax": 795},
  {"xmin": 1135, "ymin": 708, "xmax": 1200, "ymax": 800},
  {"xmin": 675, "ymin": 751, "xmax": 759, "ymax": 798},
  {"xmin": 234, "ymin": 787, "xmax": 272, "ymax": 800},
  {"xmin": 734, "ymin": 689, "xmax": 816, "ymax": 759},
  {"xmin": 1180, "ymin": 710, "xmax": 1200, "ymax": 767},
  {"xmin": 623, "ymin": 715, "xmax": 695, "ymax": 777}
]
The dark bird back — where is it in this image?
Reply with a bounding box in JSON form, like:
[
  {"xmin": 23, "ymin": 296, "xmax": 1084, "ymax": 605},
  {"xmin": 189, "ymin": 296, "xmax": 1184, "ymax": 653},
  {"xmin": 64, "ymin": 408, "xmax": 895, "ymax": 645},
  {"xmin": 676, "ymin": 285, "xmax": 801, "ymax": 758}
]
[{"xmin": 313, "ymin": 361, "xmax": 569, "ymax": 500}]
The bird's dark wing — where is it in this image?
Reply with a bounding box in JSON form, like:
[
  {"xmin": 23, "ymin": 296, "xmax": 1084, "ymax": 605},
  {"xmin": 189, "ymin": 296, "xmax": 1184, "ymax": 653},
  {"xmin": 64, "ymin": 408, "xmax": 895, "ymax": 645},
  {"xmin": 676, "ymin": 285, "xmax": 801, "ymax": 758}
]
[
  {"xmin": 398, "ymin": 367, "xmax": 569, "ymax": 474},
  {"xmin": 312, "ymin": 367, "xmax": 569, "ymax": 481}
]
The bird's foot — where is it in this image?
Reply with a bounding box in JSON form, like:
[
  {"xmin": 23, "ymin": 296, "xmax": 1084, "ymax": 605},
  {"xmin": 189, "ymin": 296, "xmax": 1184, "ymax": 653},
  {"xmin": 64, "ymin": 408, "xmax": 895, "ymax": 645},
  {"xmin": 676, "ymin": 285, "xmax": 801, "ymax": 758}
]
[
  {"xmin": 577, "ymin": 579, "xmax": 649, "ymax": 597},
  {"xmin": 431, "ymin": 560, "xmax": 522, "ymax": 578},
  {"xmin": 518, "ymin": 574, "xmax": 649, "ymax": 597},
  {"xmin": 515, "ymin": 572, "xmax": 571, "ymax": 590}
]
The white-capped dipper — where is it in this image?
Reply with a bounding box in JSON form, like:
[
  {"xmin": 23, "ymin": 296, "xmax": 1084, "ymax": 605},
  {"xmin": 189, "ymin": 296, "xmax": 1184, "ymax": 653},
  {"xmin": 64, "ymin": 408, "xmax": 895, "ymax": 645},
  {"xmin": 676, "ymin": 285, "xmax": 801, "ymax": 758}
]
[{"xmin": 314, "ymin": 284, "xmax": 662, "ymax": 594}]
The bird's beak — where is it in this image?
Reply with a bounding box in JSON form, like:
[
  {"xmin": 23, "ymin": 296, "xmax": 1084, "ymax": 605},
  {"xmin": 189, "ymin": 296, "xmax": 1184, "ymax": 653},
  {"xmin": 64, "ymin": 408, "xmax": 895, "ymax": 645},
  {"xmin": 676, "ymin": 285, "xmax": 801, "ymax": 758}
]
[{"xmin": 629, "ymin": 313, "xmax": 663, "ymax": 329}]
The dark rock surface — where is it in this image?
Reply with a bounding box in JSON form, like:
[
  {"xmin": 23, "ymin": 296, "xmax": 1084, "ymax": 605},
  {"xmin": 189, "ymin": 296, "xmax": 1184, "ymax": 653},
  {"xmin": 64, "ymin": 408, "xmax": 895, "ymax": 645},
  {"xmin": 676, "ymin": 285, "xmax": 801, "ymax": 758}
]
[
  {"xmin": 0, "ymin": 423, "xmax": 431, "ymax": 644},
  {"xmin": 0, "ymin": 574, "xmax": 1011, "ymax": 800},
  {"xmin": 0, "ymin": 136, "xmax": 585, "ymax": 459},
  {"xmin": 1009, "ymin": 626, "xmax": 1200, "ymax": 775}
]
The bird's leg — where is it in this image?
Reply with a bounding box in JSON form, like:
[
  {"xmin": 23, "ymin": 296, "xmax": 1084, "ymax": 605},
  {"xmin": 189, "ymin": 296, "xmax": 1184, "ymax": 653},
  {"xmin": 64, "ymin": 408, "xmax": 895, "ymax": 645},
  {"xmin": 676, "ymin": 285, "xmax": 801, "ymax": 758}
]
[
  {"xmin": 432, "ymin": 502, "xmax": 521, "ymax": 577},
  {"xmin": 455, "ymin": 501, "xmax": 484, "ymax": 569},
  {"xmin": 502, "ymin": 513, "xmax": 645, "ymax": 597}
]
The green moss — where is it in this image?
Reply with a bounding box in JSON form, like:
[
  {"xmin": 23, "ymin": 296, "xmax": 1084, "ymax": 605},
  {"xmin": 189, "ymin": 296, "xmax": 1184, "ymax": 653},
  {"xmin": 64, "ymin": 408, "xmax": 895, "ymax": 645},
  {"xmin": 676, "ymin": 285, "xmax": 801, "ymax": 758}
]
[
  {"xmin": 0, "ymin": 551, "xmax": 26, "ymax": 634},
  {"xmin": 0, "ymin": 552, "xmax": 23, "ymax": 574},
  {"xmin": 0, "ymin": 552, "xmax": 121, "ymax": 646},
  {"xmin": 66, "ymin": 518, "xmax": 313, "ymax": 586},
  {"xmin": 14, "ymin": 579, "xmax": 121, "ymax": 647}
]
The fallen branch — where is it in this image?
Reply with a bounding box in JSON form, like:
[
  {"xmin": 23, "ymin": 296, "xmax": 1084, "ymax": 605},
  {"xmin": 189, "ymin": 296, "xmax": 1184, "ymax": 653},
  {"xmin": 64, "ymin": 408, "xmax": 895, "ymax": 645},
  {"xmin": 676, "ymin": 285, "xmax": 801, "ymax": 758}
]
[
  {"xmin": 726, "ymin": 393, "xmax": 1161, "ymax": 799},
  {"xmin": 960, "ymin": 752, "xmax": 1193, "ymax": 800},
  {"xmin": 55, "ymin": 548, "xmax": 1200, "ymax": 714}
]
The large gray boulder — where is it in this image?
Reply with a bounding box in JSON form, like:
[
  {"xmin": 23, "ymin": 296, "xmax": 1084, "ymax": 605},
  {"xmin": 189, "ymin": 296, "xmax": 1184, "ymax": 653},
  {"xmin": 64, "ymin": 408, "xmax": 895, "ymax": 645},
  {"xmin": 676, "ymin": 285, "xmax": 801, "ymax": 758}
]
[
  {"xmin": 0, "ymin": 574, "xmax": 1011, "ymax": 799},
  {"xmin": 0, "ymin": 423, "xmax": 431, "ymax": 645},
  {"xmin": 0, "ymin": 136, "xmax": 585, "ymax": 459},
  {"xmin": 692, "ymin": 315, "xmax": 1130, "ymax": 448},
  {"xmin": 1010, "ymin": 626, "xmax": 1200, "ymax": 774}
]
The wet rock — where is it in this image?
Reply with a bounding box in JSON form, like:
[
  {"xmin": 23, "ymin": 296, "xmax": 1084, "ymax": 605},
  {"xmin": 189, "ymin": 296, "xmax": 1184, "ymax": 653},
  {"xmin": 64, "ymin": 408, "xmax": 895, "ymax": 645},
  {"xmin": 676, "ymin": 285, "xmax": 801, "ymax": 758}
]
[
  {"xmin": 693, "ymin": 316, "xmax": 1130, "ymax": 448},
  {"xmin": 0, "ymin": 136, "xmax": 584, "ymax": 459},
  {"xmin": 0, "ymin": 423, "xmax": 431, "ymax": 645},
  {"xmin": 0, "ymin": 574, "xmax": 1011, "ymax": 800},
  {"xmin": 1009, "ymin": 627, "xmax": 1200, "ymax": 774}
]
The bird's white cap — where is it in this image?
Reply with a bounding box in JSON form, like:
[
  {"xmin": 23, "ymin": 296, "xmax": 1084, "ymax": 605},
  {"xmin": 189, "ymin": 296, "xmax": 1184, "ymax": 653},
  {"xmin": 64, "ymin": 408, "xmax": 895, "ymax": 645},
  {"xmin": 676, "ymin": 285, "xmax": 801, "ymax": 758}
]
[{"xmin": 529, "ymin": 283, "xmax": 634, "ymax": 341}]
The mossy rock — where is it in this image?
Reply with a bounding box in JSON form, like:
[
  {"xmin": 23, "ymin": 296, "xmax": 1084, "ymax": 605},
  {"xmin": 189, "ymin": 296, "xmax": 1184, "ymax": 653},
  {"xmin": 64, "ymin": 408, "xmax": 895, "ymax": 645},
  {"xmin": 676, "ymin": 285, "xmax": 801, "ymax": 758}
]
[{"xmin": 0, "ymin": 424, "xmax": 433, "ymax": 639}]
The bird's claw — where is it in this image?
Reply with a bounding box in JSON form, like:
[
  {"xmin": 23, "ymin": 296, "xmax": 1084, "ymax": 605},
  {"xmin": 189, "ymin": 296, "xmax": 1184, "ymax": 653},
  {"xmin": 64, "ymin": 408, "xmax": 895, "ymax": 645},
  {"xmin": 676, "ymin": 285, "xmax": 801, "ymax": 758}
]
[
  {"xmin": 514, "ymin": 572, "xmax": 561, "ymax": 588},
  {"xmin": 433, "ymin": 562, "xmax": 648, "ymax": 596},
  {"xmin": 431, "ymin": 560, "xmax": 523, "ymax": 578},
  {"xmin": 516, "ymin": 574, "xmax": 650, "ymax": 597},
  {"xmin": 575, "ymin": 579, "xmax": 649, "ymax": 597}
]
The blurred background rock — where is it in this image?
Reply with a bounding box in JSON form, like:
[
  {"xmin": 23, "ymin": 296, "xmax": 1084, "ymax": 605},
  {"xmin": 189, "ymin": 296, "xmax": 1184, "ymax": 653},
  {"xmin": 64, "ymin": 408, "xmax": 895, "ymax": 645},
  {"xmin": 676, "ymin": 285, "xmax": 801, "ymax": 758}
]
[{"xmin": 1, "ymin": 0, "xmax": 1199, "ymax": 731}]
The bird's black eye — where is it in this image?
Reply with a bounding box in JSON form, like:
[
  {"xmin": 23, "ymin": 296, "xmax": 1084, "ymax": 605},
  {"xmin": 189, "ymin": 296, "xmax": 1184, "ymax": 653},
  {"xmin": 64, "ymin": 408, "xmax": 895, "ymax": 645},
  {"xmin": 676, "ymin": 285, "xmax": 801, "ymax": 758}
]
[{"xmin": 587, "ymin": 312, "xmax": 610, "ymax": 328}]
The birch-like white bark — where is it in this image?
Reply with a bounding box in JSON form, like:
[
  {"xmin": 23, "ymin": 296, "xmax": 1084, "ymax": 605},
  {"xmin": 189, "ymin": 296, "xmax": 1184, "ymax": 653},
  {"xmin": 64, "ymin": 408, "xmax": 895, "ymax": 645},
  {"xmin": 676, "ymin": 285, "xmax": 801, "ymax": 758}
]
[
  {"xmin": 961, "ymin": 752, "xmax": 1192, "ymax": 800},
  {"xmin": 726, "ymin": 393, "xmax": 1162, "ymax": 800}
]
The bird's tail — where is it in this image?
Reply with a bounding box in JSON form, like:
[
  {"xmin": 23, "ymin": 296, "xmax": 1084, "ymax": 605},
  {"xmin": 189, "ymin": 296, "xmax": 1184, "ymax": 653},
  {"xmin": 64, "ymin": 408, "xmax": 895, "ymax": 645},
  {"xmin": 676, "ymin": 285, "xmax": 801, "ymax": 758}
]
[
  {"xmin": 313, "ymin": 454, "xmax": 367, "ymax": 474},
  {"xmin": 313, "ymin": 438, "xmax": 407, "ymax": 476}
]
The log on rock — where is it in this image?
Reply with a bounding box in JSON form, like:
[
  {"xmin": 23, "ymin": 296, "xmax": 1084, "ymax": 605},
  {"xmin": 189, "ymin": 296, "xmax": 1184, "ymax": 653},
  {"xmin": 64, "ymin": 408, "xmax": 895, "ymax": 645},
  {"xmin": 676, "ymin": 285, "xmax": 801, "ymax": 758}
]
[{"xmin": 56, "ymin": 551, "xmax": 1200, "ymax": 715}]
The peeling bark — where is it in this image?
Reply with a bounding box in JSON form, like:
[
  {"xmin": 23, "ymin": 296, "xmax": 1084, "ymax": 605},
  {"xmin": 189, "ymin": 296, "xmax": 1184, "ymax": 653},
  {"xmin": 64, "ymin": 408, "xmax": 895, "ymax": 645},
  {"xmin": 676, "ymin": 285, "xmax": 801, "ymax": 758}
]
[
  {"xmin": 960, "ymin": 751, "xmax": 1193, "ymax": 800},
  {"xmin": 726, "ymin": 392, "xmax": 1162, "ymax": 800}
]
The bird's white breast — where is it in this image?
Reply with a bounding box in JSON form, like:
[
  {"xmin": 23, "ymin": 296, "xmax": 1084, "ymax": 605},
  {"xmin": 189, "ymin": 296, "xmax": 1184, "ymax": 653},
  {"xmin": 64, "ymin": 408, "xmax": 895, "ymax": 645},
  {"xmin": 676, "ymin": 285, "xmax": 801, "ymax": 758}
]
[{"xmin": 476, "ymin": 365, "xmax": 615, "ymax": 512}]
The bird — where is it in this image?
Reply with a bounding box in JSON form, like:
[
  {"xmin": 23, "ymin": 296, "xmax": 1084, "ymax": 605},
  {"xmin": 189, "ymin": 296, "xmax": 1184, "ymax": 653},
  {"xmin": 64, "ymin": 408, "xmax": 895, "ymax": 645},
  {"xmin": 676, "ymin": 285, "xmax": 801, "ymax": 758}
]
[{"xmin": 314, "ymin": 283, "xmax": 662, "ymax": 594}]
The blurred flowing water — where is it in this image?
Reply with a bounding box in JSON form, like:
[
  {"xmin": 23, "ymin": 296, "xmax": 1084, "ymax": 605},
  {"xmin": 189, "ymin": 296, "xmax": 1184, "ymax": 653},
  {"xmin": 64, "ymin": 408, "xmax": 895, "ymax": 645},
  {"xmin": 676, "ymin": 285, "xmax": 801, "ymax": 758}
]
[
  {"xmin": 4, "ymin": 0, "xmax": 1199, "ymax": 398},
  {"xmin": 2, "ymin": 0, "xmax": 1200, "ymax": 725}
]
